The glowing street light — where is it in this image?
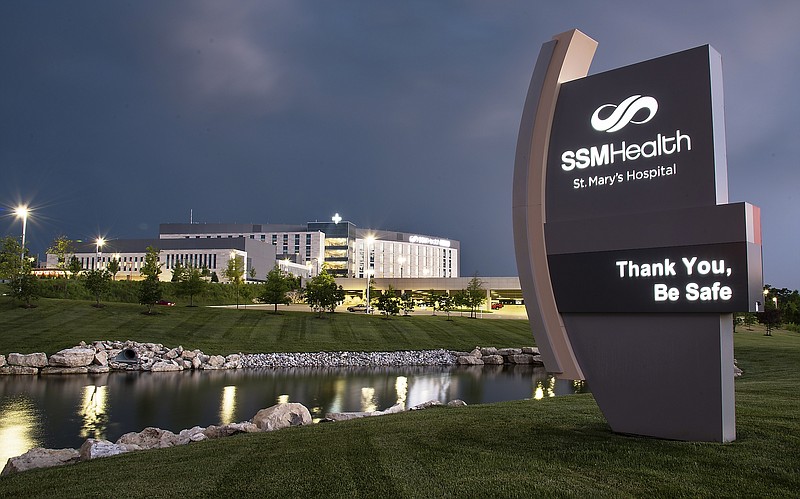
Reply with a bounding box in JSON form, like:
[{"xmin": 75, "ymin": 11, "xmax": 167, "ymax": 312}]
[
  {"xmin": 95, "ymin": 237, "xmax": 105, "ymax": 270},
  {"xmin": 14, "ymin": 206, "xmax": 29, "ymax": 264}
]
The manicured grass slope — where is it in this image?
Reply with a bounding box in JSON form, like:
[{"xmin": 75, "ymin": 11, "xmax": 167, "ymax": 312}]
[
  {"xmin": 0, "ymin": 299, "xmax": 797, "ymax": 497},
  {"xmin": 0, "ymin": 298, "xmax": 532, "ymax": 355}
]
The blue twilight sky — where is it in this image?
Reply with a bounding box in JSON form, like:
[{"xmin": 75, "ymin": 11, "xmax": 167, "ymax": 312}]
[{"xmin": 1, "ymin": 1, "xmax": 798, "ymax": 287}]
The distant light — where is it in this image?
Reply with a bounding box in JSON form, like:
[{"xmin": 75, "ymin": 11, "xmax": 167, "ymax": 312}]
[{"xmin": 332, "ymin": 213, "xmax": 342, "ymax": 224}]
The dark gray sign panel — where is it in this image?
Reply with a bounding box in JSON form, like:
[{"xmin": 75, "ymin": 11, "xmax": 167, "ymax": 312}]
[{"xmin": 546, "ymin": 46, "xmax": 720, "ymax": 222}]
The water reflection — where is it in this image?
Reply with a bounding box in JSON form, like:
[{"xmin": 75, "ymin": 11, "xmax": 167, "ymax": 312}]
[
  {"xmin": 219, "ymin": 386, "xmax": 237, "ymax": 425},
  {"xmin": 79, "ymin": 385, "xmax": 108, "ymax": 439},
  {"xmin": 0, "ymin": 397, "xmax": 42, "ymax": 464},
  {"xmin": 0, "ymin": 365, "xmax": 588, "ymax": 465}
]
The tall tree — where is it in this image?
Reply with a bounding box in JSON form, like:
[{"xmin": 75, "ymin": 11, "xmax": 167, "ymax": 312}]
[
  {"xmin": 223, "ymin": 255, "xmax": 245, "ymax": 309},
  {"xmin": 259, "ymin": 265, "xmax": 298, "ymax": 313},
  {"xmin": 138, "ymin": 246, "xmax": 162, "ymax": 314},
  {"xmin": 84, "ymin": 268, "xmax": 111, "ymax": 307},
  {"xmin": 304, "ymin": 269, "xmax": 345, "ymax": 318}
]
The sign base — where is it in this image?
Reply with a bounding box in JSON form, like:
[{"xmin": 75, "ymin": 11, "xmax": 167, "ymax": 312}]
[{"xmin": 564, "ymin": 313, "xmax": 735, "ymax": 442}]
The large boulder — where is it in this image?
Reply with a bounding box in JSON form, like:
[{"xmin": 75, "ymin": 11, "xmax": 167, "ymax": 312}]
[
  {"xmin": 0, "ymin": 366, "xmax": 39, "ymax": 375},
  {"xmin": 0, "ymin": 354, "xmax": 5, "ymax": 367},
  {"xmin": 456, "ymin": 356, "xmax": 484, "ymax": 365},
  {"xmin": 117, "ymin": 427, "xmax": 180, "ymax": 449},
  {"xmin": 79, "ymin": 439, "xmax": 140, "ymax": 460},
  {"xmin": 482, "ymin": 355, "xmax": 504, "ymax": 365},
  {"xmin": 49, "ymin": 348, "xmax": 95, "ymax": 367},
  {"xmin": 1, "ymin": 448, "xmax": 79, "ymax": 476},
  {"xmin": 207, "ymin": 355, "xmax": 225, "ymax": 368},
  {"xmin": 93, "ymin": 351, "xmax": 109, "ymax": 366},
  {"xmin": 252, "ymin": 403, "xmax": 312, "ymax": 431},
  {"xmin": 409, "ymin": 400, "xmax": 443, "ymax": 411},
  {"xmin": 202, "ymin": 422, "xmax": 258, "ymax": 439},
  {"xmin": 177, "ymin": 426, "xmax": 208, "ymax": 444},
  {"xmin": 150, "ymin": 360, "xmax": 182, "ymax": 372},
  {"xmin": 7, "ymin": 352, "xmax": 48, "ymax": 368},
  {"xmin": 508, "ymin": 354, "xmax": 536, "ymax": 364}
]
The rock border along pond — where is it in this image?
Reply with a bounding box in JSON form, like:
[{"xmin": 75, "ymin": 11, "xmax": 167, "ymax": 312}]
[
  {"xmin": 0, "ymin": 341, "xmax": 543, "ymax": 374},
  {"xmin": 0, "ymin": 342, "xmax": 543, "ymax": 476}
]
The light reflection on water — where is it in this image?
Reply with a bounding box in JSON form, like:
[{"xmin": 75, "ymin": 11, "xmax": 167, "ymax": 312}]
[
  {"xmin": 0, "ymin": 397, "xmax": 42, "ymax": 464},
  {"xmin": 0, "ymin": 365, "xmax": 588, "ymax": 465},
  {"xmin": 79, "ymin": 385, "xmax": 108, "ymax": 440},
  {"xmin": 219, "ymin": 386, "xmax": 237, "ymax": 425}
]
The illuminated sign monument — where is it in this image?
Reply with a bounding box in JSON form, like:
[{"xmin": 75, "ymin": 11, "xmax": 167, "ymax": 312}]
[{"xmin": 512, "ymin": 30, "xmax": 763, "ymax": 442}]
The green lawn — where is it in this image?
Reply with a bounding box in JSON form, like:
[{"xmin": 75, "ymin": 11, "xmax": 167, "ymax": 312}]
[
  {"xmin": 0, "ymin": 297, "xmax": 533, "ymax": 355},
  {"xmin": 1, "ymin": 298, "xmax": 798, "ymax": 497}
]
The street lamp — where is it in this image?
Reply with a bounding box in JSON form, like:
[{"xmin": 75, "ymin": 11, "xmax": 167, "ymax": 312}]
[
  {"xmin": 95, "ymin": 237, "xmax": 105, "ymax": 270},
  {"xmin": 398, "ymin": 256, "xmax": 405, "ymax": 279},
  {"xmin": 14, "ymin": 206, "xmax": 29, "ymax": 265}
]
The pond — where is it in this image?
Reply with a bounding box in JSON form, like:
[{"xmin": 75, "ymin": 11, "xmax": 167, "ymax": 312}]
[{"xmin": 0, "ymin": 365, "xmax": 588, "ymax": 464}]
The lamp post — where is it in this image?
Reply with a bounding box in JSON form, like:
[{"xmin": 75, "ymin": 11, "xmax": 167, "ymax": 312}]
[
  {"xmin": 14, "ymin": 206, "xmax": 29, "ymax": 266},
  {"xmin": 95, "ymin": 237, "xmax": 105, "ymax": 270},
  {"xmin": 365, "ymin": 236, "xmax": 375, "ymax": 313},
  {"xmin": 398, "ymin": 256, "xmax": 405, "ymax": 279}
]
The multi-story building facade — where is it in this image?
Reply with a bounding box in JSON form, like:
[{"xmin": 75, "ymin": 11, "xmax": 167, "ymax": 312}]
[{"xmin": 160, "ymin": 218, "xmax": 459, "ymax": 279}]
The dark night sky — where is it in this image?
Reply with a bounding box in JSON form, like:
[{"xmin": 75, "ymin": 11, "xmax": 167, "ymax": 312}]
[{"xmin": 1, "ymin": 1, "xmax": 798, "ymax": 287}]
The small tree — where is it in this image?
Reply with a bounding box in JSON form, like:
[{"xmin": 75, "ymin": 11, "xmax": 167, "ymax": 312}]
[
  {"xmin": 106, "ymin": 258, "xmax": 120, "ymax": 281},
  {"xmin": 425, "ymin": 289, "xmax": 440, "ymax": 316},
  {"xmin": 84, "ymin": 268, "xmax": 111, "ymax": 307},
  {"xmin": 9, "ymin": 256, "xmax": 39, "ymax": 307},
  {"xmin": 249, "ymin": 267, "xmax": 257, "ymax": 280},
  {"xmin": 177, "ymin": 266, "xmax": 208, "ymax": 307},
  {"xmin": 452, "ymin": 289, "xmax": 468, "ymax": 317},
  {"xmin": 375, "ymin": 285, "xmax": 401, "ymax": 318},
  {"xmin": 743, "ymin": 312, "xmax": 757, "ymax": 331},
  {"xmin": 259, "ymin": 265, "xmax": 298, "ymax": 313},
  {"xmin": 138, "ymin": 246, "xmax": 162, "ymax": 314},
  {"xmin": 68, "ymin": 256, "xmax": 83, "ymax": 279},
  {"xmin": 304, "ymin": 269, "xmax": 344, "ymax": 318},
  {"xmin": 464, "ymin": 274, "xmax": 487, "ymax": 318},
  {"xmin": 47, "ymin": 235, "xmax": 74, "ymax": 297},
  {"xmin": 400, "ymin": 292, "xmax": 415, "ymax": 316},
  {"xmin": 0, "ymin": 236, "xmax": 23, "ymax": 280},
  {"xmin": 438, "ymin": 293, "xmax": 455, "ymax": 320},
  {"xmin": 758, "ymin": 308, "xmax": 782, "ymax": 336},
  {"xmin": 171, "ymin": 261, "xmax": 186, "ymax": 282},
  {"xmin": 223, "ymin": 255, "xmax": 246, "ymax": 309}
]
